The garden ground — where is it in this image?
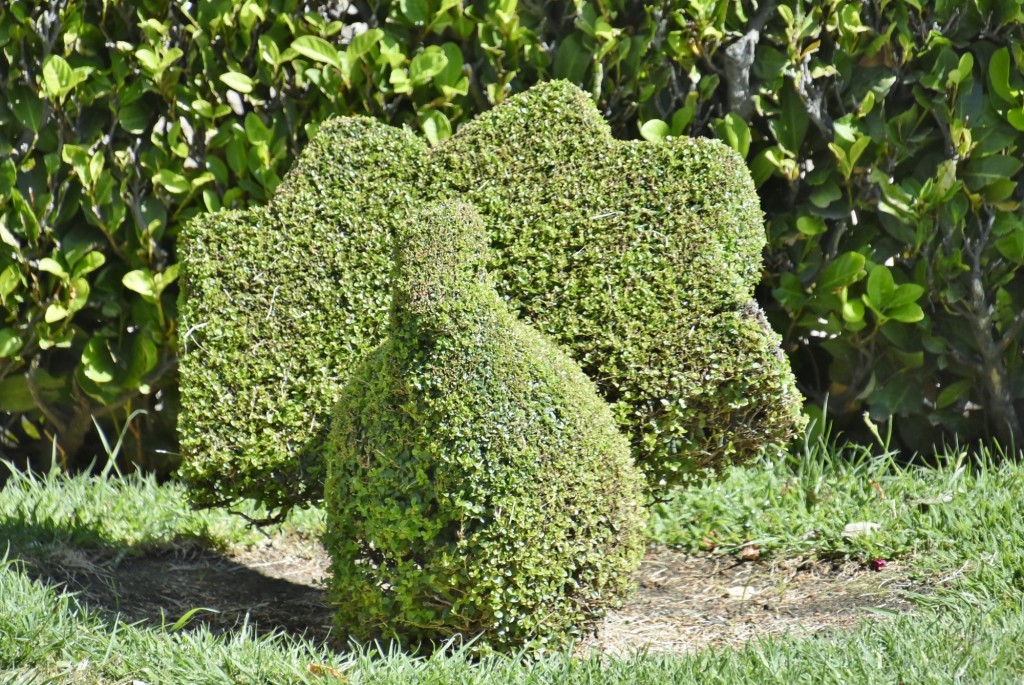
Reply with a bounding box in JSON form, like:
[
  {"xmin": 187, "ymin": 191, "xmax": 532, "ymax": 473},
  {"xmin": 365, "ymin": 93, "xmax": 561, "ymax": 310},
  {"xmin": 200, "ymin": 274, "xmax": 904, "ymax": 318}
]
[
  {"xmin": 3, "ymin": 432, "xmax": 1024, "ymax": 683},
  {"xmin": 8, "ymin": 530, "xmax": 918, "ymax": 655}
]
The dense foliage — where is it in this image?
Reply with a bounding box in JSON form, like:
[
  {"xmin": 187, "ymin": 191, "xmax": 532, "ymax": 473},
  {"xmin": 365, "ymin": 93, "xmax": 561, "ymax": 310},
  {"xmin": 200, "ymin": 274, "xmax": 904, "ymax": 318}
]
[
  {"xmin": 636, "ymin": 0, "xmax": 1024, "ymax": 451},
  {"xmin": 179, "ymin": 81, "xmax": 801, "ymax": 511},
  {"xmin": 324, "ymin": 201, "xmax": 645, "ymax": 653},
  {"xmin": 3, "ymin": 0, "xmax": 1024, "ymax": 471}
]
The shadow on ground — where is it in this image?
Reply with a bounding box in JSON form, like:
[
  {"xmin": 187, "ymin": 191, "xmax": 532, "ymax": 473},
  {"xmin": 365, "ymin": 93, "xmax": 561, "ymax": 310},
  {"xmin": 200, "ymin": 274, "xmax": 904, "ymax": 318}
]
[{"xmin": 4, "ymin": 523, "xmax": 334, "ymax": 644}]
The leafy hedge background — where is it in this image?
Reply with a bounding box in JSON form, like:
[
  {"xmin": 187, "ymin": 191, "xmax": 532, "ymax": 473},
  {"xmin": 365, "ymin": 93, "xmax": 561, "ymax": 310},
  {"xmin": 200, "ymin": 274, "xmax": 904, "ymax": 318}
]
[{"xmin": 1, "ymin": 0, "xmax": 1022, "ymax": 473}]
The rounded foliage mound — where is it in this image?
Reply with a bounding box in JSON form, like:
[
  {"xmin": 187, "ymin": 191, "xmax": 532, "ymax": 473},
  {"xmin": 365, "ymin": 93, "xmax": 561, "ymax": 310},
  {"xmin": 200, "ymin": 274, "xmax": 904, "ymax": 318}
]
[{"xmin": 324, "ymin": 201, "xmax": 645, "ymax": 653}]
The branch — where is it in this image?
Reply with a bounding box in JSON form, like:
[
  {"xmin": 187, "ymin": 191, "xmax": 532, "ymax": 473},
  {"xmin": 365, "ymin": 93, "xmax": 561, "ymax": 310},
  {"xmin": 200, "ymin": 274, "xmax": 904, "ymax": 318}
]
[{"xmin": 719, "ymin": 0, "xmax": 776, "ymax": 121}]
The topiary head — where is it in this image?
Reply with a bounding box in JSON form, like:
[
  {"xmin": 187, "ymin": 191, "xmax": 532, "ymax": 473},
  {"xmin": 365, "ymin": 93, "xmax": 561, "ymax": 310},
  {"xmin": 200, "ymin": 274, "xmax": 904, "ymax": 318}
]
[{"xmin": 391, "ymin": 200, "xmax": 490, "ymax": 325}]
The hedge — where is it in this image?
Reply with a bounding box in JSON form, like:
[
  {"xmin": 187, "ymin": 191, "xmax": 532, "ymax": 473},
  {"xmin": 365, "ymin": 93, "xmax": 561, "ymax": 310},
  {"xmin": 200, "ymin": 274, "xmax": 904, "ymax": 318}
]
[{"xmin": 2, "ymin": 0, "xmax": 1023, "ymax": 473}]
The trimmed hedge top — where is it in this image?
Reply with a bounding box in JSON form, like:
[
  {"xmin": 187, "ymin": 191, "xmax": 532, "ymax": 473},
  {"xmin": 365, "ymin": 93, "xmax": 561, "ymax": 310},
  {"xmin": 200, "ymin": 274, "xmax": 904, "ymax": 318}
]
[
  {"xmin": 324, "ymin": 200, "xmax": 645, "ymax": 652},
  {"xmin": 178, "ymin": 80, "xmax": 803, "ymax": 512}
]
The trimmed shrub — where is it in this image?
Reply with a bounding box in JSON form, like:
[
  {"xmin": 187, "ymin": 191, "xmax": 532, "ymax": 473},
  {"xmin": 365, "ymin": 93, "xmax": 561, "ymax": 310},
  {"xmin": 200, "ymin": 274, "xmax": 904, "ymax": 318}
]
[
  {"xmin": 179, "ymin": 81, "xmax": 803, "ymax": 512},
  {"xmin": 177, "ymin": 119, "xmax": 423, "ymax": 509},
  {"xmin": 323, "ymin": 200, "xmax": 645, "ymax": 653}
]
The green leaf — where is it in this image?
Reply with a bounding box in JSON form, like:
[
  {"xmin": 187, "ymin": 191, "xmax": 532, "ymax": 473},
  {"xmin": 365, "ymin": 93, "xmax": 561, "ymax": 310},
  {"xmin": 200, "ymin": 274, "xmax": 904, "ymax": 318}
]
[
  {"xmin": 399, "ymin": 0, "xmax": 430, "ymax": 24},
  {"xmin": 796, "ymin": 216, "xmax": 827, "ymax": 236},
  {"xmin": 219, "ymin": 71, "xmax": 254, "ymax": 93},
  {"xmin": 291, "ymin": 35, "xmax": 340, "ymax": 68},
  {"xmin": 888, "ymin": 283, "xmax": 926, "ymax": 310},
  {"xmin": 842, "ymin": 297, "xmax": 865, "ymax": 323},
  {"xmin": 71, "ymin": 251, "xmax": 106, "ymax": 279},
  {"xmin": 347, "ymin": 28, "xmax": 383, "ymax": 60},
  {"xmin": 988, "ymin": 47, "xmax": 1018, "ymax": 103},
  {"xmin": 810, "ymin": 183, "xmax": 842, "ymax": 208},
  {"xmin": 0, "ymin": 329, "xmax": 22, "ymax": 358},
  {"xmin": 11, "ymin": 87, "xmax": 43, "ymax": 132},
  {"xmin": 817, "ymin": 252, "xmax": 866, "ymax": 292},
  {"xmin": 123, "ymin": 269, "xmax": 158, "ymax": 300},
  {"xmin": 134, "ymin": 47, "xmax": 161, "ymax": 73},
  {"xmin": 120, "ymin": 101, "xmax": 151, "ymax": 134},
  {"xmin": 670, "ymin": 104, "xmax": 695, "ymax": 135},
  {"xmin": 866, "ymin": 265, "xmax": 895, "ymax": 309},
  {"xmin": 81, "ymin": 337, "xmax": 117, "ymax": 384},
  {"xmin": 409, "ymin": 47, "xmax": 448, "ymax": 86},
  {"xmin": 421, "ymin": 110, "xmax": 452, "ymax": 146},
  {"xmin": 435, "ymin": 42, "xmax": 465, "ymax": 90},
  {"xmin": 936, "ymin": 379, "xmax": 972, "ymax": 409},
  {"xmin": 155, "ymin": 264, "xmax": 179, "ymax": 292},
  {"xmin": 553, "ymin": 33, "xmax": 589, "ymax": 84},
  {"xmin": 714, "ymin": 113, "xmax": 751, "ymax": 158},
  {"xmin": 639, "ymin": 119, "xmax": 670, "ymax": 142},
  {"xmin": 37, "ymin": 257, "xmax": 68, "ymax": 279},
  {"xmin": 887, "ymin": 303, "xmax": 924, "ymax": 323},
  {"xmin": 44, "ymin": 303, "xmax": 69, "ymax": 323},
  {"xmin": 244, "ymin": 113, "xmax": 271, "ymax": 145},
  {"xmin": 773, "ymin": 80, "xmax": 809, "ymax": 154},
  {"xmin": 0, "ymin": 371, "xmax": 64, "ymax": 413},
  {"xmin": 21, "ymin": 416, "xmax": 40, "ymax": 440},
  {"xmin": 996, "ymin": 222, "xmax": 1024, "ymax": 262},
  {"xmin": 41, "ymin": 55, "xmax": 72, "ymax": 98},
  {"xmin": 155, "ymin": 169, "xmax": 190, "ymax": 194},
  {"xmin": 1008, "ymin": 108, "xmax": 1024, "ymax": 131}
]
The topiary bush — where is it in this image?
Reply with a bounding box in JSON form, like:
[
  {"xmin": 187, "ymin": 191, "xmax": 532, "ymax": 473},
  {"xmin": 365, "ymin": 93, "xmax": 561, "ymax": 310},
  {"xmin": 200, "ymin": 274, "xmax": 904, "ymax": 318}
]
[
  {"xmin": 179, "ymin": 81, "xmax": 803, "ymax": 514},
  {"xmin": 434, "ymin": 82, "xmax": 803, "ymax": 492},
  {"xmin": 323, "ymin": 200, "xmax": 645, "ymax": 654}
]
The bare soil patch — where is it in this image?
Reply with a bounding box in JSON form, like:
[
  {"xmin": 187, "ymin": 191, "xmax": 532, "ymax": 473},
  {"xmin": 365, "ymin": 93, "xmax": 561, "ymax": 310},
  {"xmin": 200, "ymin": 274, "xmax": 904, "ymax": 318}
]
[
  {"xmin": 580, "ymin": 549, "xmax": 916, "ymax": 656},
  {"xmin": 15, "ymin": 538, "xmax": 919, "ymax": 653}
]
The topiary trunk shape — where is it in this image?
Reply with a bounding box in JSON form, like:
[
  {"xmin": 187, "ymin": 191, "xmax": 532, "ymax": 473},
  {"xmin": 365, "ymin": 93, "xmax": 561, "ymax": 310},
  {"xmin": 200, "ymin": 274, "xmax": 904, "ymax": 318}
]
[{"xmin": 324, "ymin": 201, "xmax": 645, "ymax": 654}]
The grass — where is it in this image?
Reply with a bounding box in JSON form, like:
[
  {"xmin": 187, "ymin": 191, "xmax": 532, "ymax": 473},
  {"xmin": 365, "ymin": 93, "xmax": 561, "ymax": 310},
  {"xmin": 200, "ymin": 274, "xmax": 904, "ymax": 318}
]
[{"xmin": 2, "ymin": 429, "xmax": 1024, "ymax": 683}]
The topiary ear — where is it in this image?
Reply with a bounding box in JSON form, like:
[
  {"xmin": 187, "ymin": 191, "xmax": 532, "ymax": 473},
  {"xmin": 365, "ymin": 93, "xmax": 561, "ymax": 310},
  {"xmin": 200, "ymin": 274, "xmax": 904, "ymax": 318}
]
[{"xmin": 178, "ymin": 117, "xmax": 427, "ymax": 512}]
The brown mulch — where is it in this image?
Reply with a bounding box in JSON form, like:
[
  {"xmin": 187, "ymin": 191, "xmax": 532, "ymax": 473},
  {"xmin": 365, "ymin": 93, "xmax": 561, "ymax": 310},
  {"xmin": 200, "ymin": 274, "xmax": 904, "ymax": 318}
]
[{"xmin": 14, "ymin": 537, "xmax": 920, "ymax": 654}]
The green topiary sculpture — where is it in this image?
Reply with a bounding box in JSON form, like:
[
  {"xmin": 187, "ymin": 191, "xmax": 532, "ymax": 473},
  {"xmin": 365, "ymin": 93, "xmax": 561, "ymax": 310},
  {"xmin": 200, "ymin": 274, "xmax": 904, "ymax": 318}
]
[
  {"xmin": 179, "ymin": 80, "xmax": 804, "ymax": 514},
  {"xmin": 324, "ymin": 201, "xmax": 645, "ymax": 653}
]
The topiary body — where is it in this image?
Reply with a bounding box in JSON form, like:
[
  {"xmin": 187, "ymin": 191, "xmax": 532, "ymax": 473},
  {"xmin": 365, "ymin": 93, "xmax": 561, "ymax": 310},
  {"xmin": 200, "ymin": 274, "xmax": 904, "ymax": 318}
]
[{"xmin": 324, "ymin": 201, "xmax": 645, "ymax": 653}]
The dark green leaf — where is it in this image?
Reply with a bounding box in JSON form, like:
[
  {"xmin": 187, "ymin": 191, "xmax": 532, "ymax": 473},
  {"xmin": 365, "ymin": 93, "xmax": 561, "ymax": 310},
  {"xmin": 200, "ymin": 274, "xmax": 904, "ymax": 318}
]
[
  {"xmin": 400, "ymin": 0, "xmax": 431, "ymax": 25},
  {"xmin": 553, "ymin": 33, "xmax": 589, "ymax": 84},
  {"xmin": 963, "ymin": 155, "xmax": 1023, "ymax": 191},
  {"xmin": 10, "ymin": 87, "xmax": 43, "ymax": 132},
  {"xmin": 817, "ymin": 252, "xmax": 866, "ymax": 292},
  {"xmin": 772, "ymin": 80, "xmax": 809, "ymax": 154}
]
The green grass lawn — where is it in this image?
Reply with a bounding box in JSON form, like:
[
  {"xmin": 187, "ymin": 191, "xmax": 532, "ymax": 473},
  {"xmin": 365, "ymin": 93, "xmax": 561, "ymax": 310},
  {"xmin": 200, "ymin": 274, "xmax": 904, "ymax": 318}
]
[{"xmin": 2, "ymin": 431, "xmax": 1024, "ymax": 684}]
